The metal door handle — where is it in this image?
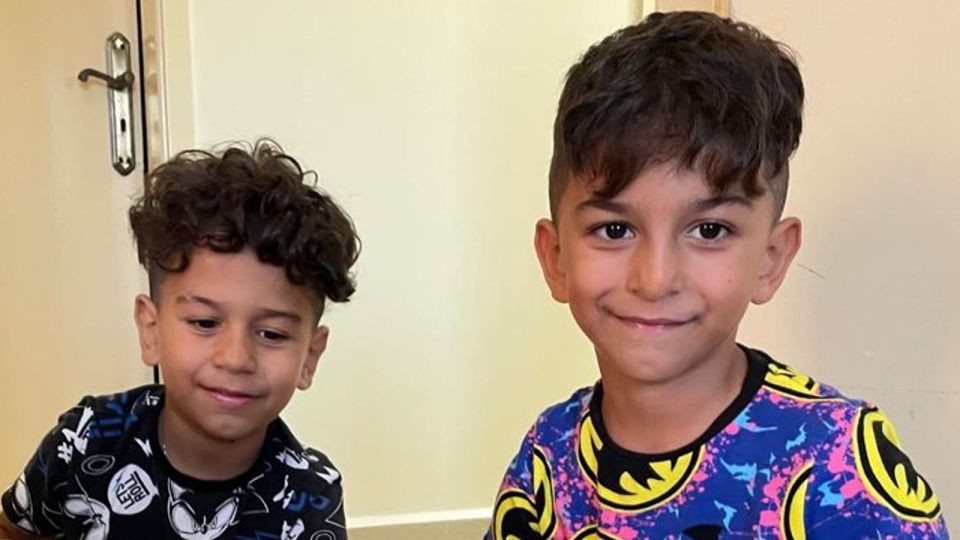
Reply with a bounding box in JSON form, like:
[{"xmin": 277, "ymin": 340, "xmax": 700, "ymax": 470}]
[
  {"xmin": 77, "ymin": 32, "xmax": 136, "ymax": 176},
  {"xmin": 77, "ymin": 68, "xmax": 134, "ymax": 91}
]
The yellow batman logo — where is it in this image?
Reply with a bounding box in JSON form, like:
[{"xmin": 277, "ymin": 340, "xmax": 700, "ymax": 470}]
[
  {"xmin": 577, "ymin": 413, "xmax": 702, "ymax": 513},
  {"xmin": 492, "ymin": 445, "xmax": 557, "ymax": 540},
  {"xmin": 570, "ymin": 524, "xmax": 621, "ymax": 540},
  {"xmin": 763, "ymin": 361, "xmax": 828, "ymax": 401},
  {"xmin": 853, "ymin": 407, "xmax": 940, "ymax": 522},
  {"xmin": 780, "ymin": 462, "xmax": 812, "ymax": 540}
]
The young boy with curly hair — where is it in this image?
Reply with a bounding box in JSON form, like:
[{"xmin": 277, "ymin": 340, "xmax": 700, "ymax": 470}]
[
  {"xmin": 1, "ymin": 141, "xmax": 358, "ymax": 540},
  {"xmin": 486, "ymin": 12, "xmax": 948, "ymax": 540}
]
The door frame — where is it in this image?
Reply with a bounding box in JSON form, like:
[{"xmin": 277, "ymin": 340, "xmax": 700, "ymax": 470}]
[
  {"xmin": 139, "ymin": 0, "xmax": 195, "ymax": 170},
  {"xmin": 136, "ymin": 0, "xmax": 195, "ymax": 382}
]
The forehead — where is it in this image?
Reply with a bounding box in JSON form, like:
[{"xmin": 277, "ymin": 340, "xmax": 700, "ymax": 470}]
[{"xmin": 156, "ymin": 248, "xmax": 315, "ymax": 314}]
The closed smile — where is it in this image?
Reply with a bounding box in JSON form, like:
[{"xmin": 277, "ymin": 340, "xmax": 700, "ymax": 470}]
[{"xmin": 201, "ymin": 385, "xmax": 259, "ymax": 406}]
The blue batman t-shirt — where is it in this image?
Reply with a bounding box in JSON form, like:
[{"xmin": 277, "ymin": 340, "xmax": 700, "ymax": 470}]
[{"xmin": 486, "ymin": 347, "xmax": 948, "ymax": 540}]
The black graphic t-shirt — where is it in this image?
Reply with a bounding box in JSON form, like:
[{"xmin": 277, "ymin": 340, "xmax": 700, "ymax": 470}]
[{"xmin": 1, "ymin": 385, "xmax": 347, "ymax": 539}]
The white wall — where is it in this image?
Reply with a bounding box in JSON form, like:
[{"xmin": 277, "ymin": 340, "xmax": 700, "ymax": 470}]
[
  {"xmin": 736, "ymin": 0, "xmax": 960, "ymax": 515},
  {"xmin": 179, "ymin": 0, "xmax": 959, "ymax": 521},
  {"xmin": 185, "ymin": 0, "xmax": 632, "ymax": 519}
]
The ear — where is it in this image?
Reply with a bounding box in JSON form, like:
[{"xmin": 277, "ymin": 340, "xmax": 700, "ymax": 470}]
[
  {"xmin": 297, "ymin": 325, "xmax": 329, "ymax": 390},
  {"xmin": 134, "ymin": 294, "xmax": 161, "ymax": 367},
  {"xmin": 534, "ymin": 218, "xmax": 569, "ymax": 303},
  {"xmin": 752, "ymin": 217, "xmax": 802, "ymax": 305}
]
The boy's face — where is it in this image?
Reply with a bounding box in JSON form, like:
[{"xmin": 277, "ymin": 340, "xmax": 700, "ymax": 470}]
[
  {"xmin": 535, "ymin": 161, "xmax": 800, "ymax": 385},
  {"xmin": 134, "ymin": 248, "xmax": 328, "ymax": 447}
]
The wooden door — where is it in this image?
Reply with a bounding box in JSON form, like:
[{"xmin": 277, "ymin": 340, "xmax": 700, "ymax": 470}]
[{"xmin": 0, "ymin": 1, "xmax": 151, "ymax": 480}]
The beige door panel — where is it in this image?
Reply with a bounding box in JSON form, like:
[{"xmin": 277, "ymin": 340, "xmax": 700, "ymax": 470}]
[{"xmin": 0, "ymin": 2, "xmax": 151, "ymax": 480}]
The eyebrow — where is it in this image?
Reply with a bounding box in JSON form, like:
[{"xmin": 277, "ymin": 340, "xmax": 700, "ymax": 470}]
[
  {"xmin": 576, "ymin": 195, "xmax": 753, "ymax": 215},
  {"xmin": 174, "ymin": 294, "xmax": 302, "ymax": 323},
  {"xmin": 690, "ymin": 195, "xmax": 754, "ymax": 213},
  {"xmin": 575, "ymin": 199, "xmax": 630, "ymax": 214},
  {"xmin": 175, "ymin": 294, "xmax": 220, "ymax": 309}
]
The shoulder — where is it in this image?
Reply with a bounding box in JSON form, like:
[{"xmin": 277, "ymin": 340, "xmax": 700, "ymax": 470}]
[
  {"xmin": 493, "ymin": 385, "xmax": 593, "ymax": 491},
  {"xmin": 813, "ymin": 405, "xmax": 943, "ymax": 527},
  {"xmin": 487, "ymin": 389, "xmax": 593, "ymax": 540},
  {"xmin": 750, "ymin": 347, "xmax": 860, "ymax": 404},
  {"xmin": 786, "ymin": 403, "xmax": 948, "ymax": 538},
  {"xmin": 301, "ymin": 447, "xmax": 343, "ymax": 489},
  {"xmin": 720, "ymin": 349, "xmax": 868, "ymax": 460},
  {"xmin": 745, "ymin": 350, "xmax": 946, "ymax": 537},
  {"xmin": 746, "ymin": 349, "xmax": 906, "ymax": 463},
  {"xmin": 0, "ymin": 385, "xmax": 163, "ymax": 535},
  {"xmin": 58, "ymin": 385, "xmax": 163, "ymax": 426},
  {"xmin": 748, "ymin": 348, "xmax": 870, "ymax": 440},
  {"xmin": 528, "ymin": 385, "xmax": 594, "ymax": 445},
  {"xmin": 46, "ymin": 385, "xmax": 162, "ymax": 460},
  {"xmin": 262, "ymin": 425, "xmax": 346, "ymax": 533},
  {"xmin": 266, "ymin": 421, "xmax": 343, "ymax": 491}
]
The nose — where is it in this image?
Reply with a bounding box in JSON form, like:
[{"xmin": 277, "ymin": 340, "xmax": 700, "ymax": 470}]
[
  {"xmin": 212, "ymin": 326, "xmax": 257, "ymax": 373},
  {"xmin": 625, "ymin": 236, "xmax": 682, "ymax": 301}
]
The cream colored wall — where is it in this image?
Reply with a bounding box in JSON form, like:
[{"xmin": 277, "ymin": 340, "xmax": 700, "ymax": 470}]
[
  {"xmin": 176, "ymin": 0, "xmax": 959, "ymax": 522},
  {"xmin": 184, "ymin": 0, "xmax": 631, "ymax": 519},
  {"xmin": 735, "ymin": 0, "xmax": 960, "ymax": 514}
]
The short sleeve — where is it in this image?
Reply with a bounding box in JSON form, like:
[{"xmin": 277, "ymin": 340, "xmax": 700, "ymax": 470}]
[
  {"xmin": 801, "ymin": 406, "xmax": 949, "ymax": 539},
  {"xmin": 1, "ymin": 397, "xmax": 97, "ymax": 536},
  {"xmin": 294, "ymin": 448, "xmax": 348, "ymax": 540},
  {"xmin": 485, "ymin": 426, "xmax": 556, "ymax": 540},
  {"xmin": 311, "ymin": 472, "xmax": 347, "ymax": 540}
]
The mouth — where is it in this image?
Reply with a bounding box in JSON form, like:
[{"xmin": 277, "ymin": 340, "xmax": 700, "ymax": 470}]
[
  {"xmin": 609, "ymin": 310, "xmax": 698, "ymax": 332},
  {"xmin": 201, "ymin": 385, "xmax": 259, "ymax": 407}
]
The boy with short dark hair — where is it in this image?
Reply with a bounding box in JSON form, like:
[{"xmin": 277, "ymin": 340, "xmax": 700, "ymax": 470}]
[
  {"xmin": 1, "ymin": 141, "xmax": 358, "ymax": 539},
  {"xmin": 486, "ymin": 11, "xmax": 947, "ymax": 539}
]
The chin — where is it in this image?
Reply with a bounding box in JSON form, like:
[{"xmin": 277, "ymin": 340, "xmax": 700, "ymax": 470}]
[
  {"xmin": 622, "ymin": 365, "xmax": 689, "ymax": 386},
  {"xmin": 603, "ymin": 349, "xmax": 701, "ymax": 385},
  {"xmin": 201, "ymin": 418, "xmax": 265, "ymax": 444}
]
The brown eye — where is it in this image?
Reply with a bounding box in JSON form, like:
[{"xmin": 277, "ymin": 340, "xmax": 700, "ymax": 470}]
[
  {"xmin": 699, "ymin": 223, "xmax": 723, "ymax": 239},
  {"xmin": 601, "ymin": 223, "xmax": 632, "ymax": 240},
  {"xmin": 257, "ymin": 329, "xmax": 290, "ymax": 343},
  {"xmin": 688, "ymin": 222, "xmax": 731, "ymax": 241},
  {"xmin": 188, "ymin": 318, "xmax": 219, "ymax": 331}
]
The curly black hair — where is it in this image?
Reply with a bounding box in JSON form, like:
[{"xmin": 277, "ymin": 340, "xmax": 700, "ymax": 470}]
[
  {"xmin": 129, "ymin": 140, "xmax": 359, "ymax": 318},
  {"xmin": 549, "ymin": 11, "xmax": 804, "ymax": 219}
]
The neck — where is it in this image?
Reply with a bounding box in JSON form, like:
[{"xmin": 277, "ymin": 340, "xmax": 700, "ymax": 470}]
[
  {"xmin": 158, "ymin": 406, "xmax": 266, "ymax": 481},
  {"xmin": 599, "ymin": 342, "xmax": 748, "ymax": 455}
]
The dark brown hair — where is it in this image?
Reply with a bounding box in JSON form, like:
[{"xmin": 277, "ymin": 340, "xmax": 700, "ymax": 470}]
[
  {"xmin": 129, "ymin": 140, "xmax": 359, "ymax": 318},
  {"xmin": 549, "ymin": 11, "xmax": 804, "ymax": 219}
]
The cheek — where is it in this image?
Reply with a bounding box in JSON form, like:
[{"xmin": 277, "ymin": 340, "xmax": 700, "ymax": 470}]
[
  {"xmin": 159, "ymin": 328, "xmax": 204, "ymax": 363},
  {"xmin": 261, "ymin": 349, "xmax": 308, "ymax": 381},
  {"xmin": 157, "ymin": 361, "xmax": 192, "ymax": 393},
  {"xmin": 689, "ymin": 252, "xmax": 758, "ymax": 302},
  {"xmin": 156, "ymin": 332, "xmax": 185, "ymax": 363},
  {"xmin": 565, "ymin": 247, "xmax": 623, "ymax": 292}
]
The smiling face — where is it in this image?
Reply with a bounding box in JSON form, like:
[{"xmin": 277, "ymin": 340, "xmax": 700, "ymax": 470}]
[
  {"xmin": 135, "ymin": 248, "xmax": 328, "ymax": 449},
  {"xmin": 535, "ymin": 161, "xmax": 801, "ymax": 387}
]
